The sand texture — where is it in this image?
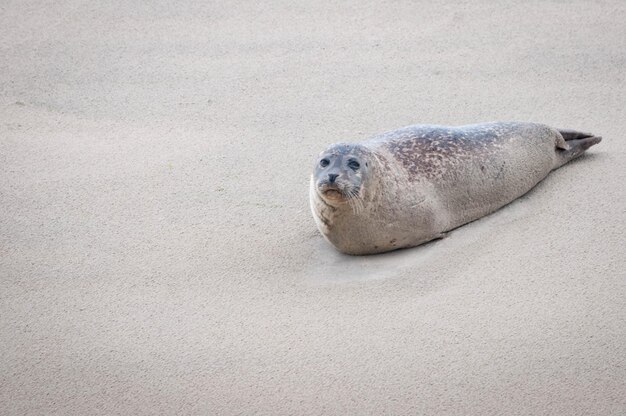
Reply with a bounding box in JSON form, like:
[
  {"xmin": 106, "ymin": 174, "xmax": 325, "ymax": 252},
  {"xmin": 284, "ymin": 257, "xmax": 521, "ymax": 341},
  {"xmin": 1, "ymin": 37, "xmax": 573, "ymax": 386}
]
[{"xmin": 1, "ymin": 1, "xmax": 625, "ymax": 415}]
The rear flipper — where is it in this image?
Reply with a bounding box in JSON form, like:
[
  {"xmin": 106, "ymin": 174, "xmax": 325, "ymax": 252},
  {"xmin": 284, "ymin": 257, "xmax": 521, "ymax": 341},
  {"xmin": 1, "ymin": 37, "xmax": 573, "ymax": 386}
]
[
  {"xmin": 554, "ymin": 132, "xmax": 602, "ymax": 169},
  {"xmin": 558, "ymin": 129, "xmax": 596, "ymax": 141}
]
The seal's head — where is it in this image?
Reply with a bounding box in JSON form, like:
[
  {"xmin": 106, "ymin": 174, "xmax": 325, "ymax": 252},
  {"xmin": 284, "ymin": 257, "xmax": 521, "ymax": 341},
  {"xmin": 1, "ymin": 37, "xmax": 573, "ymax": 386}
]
[{"xmin": 313, "ymin": 143, "xmax": 371, "ymax": 204}]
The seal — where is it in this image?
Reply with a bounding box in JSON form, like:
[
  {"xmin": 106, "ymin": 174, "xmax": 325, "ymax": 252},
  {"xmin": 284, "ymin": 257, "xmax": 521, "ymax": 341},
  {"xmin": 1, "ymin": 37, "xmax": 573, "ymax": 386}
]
[{"xmin": 310, "ymin": 122, "xmax": 601, "ymax": 255}]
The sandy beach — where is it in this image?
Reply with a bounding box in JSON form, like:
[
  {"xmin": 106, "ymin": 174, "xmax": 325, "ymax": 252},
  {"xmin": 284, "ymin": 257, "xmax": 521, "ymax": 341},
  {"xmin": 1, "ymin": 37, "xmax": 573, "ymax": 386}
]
[{"xmin": 1, "ymin": 1, "xmax": 625, "ymax": 414}]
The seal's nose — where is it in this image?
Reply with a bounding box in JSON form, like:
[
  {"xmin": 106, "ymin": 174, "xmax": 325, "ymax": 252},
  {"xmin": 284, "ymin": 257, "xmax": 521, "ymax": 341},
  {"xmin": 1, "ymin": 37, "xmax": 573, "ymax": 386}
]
[{"xmin": 328, "ymin": 173, "xmax": 339, "ymax": 183}]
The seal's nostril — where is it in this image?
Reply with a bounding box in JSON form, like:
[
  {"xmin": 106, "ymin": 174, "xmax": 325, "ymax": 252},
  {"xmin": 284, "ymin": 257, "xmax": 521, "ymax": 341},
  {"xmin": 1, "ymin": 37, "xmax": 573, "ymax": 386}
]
[{"xmin": 328, "ymin": 173, "xmax": 339, "ymax": 183}]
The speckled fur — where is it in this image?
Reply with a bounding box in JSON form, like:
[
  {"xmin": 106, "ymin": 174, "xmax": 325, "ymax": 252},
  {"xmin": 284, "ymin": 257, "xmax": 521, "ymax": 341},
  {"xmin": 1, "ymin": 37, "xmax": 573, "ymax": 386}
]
[{"xmin": 310, "ymin": 122, "xmax": 599, "ymax": 255}]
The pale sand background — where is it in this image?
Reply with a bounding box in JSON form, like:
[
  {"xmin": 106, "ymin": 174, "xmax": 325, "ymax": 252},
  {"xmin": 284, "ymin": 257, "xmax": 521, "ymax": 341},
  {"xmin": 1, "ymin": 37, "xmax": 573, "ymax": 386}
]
[{"xmin": 1, "ymin": 1, "xmax": 625, "ymax": 414}]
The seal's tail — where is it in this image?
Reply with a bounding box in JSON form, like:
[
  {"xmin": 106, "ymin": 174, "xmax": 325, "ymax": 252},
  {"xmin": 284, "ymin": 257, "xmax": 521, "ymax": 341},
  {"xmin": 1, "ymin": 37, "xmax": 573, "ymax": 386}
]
[{"xmin": 554, "ymin": 129, "xmax": 602, "ymax": 169}]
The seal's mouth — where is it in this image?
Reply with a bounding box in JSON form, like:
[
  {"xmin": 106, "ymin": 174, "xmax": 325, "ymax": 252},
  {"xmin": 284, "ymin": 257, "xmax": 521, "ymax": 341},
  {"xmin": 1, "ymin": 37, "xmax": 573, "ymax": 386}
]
[
  {"xmin": 318, "ymin": 183, "xmax": 360, "ymax": 202},
  {"xmin": 323, "ymin": 189, "xmax": 343, "ymax": 199},
  {"xmin": 319, "ymin": 183, "xmax": 345, "ymax": 199}
]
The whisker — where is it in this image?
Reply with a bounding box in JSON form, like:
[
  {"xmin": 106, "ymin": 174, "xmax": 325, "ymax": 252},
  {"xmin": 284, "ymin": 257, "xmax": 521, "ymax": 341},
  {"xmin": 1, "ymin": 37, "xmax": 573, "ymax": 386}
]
[{"xmin": 346, "ymin": 188, "xmax": 364, "ymax": 215}]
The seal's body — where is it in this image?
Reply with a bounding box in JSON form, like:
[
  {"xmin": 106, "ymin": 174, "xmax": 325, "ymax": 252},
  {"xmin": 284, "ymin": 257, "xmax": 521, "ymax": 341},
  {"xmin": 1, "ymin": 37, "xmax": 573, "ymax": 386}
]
[{"xmin": 310, "ymin": 122, "xmax": 601, "ymax": 255}]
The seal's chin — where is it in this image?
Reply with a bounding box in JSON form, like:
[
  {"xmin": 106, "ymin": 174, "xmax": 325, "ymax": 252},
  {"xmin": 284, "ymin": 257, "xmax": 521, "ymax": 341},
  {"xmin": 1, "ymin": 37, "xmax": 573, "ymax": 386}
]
[
  {"xmin": 323, "ymin": 189, "xmax": 344, "ymax": 200},
  {"xmin": 317, "ymin": 183, "xmax": 346, "ymax": 201}
]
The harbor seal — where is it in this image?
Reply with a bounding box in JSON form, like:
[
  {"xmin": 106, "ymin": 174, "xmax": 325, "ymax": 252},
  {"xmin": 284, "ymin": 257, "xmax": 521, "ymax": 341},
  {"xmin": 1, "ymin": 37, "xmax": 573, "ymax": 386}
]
[{"xmin": 310, "ymin": 122, "xmax": 601, "ymax": 255}]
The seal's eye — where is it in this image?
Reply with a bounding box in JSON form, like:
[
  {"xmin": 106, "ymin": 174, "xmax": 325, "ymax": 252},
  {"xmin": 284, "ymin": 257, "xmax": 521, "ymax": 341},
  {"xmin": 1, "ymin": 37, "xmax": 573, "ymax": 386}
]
[
  {"xmin": 348, "ymin": 160, "xmax": 360, "ymax": 171},
  {"xmin": 320, "ymin": 158, "xmax": 330, "ymax": 167}
]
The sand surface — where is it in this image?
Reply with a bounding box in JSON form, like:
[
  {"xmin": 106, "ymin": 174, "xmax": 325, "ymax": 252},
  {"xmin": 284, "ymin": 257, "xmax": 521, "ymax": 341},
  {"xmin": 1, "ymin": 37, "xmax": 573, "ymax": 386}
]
[{"xmin": 1, "ymin": 1, "xmax": 625, "ymax": 414}]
